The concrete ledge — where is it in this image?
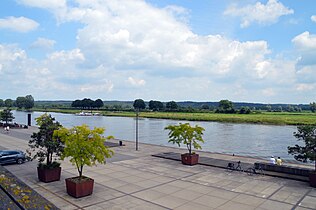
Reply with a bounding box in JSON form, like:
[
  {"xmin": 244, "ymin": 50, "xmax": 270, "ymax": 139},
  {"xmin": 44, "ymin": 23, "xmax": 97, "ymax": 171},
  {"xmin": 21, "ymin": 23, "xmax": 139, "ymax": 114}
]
[
  {"xmin": 255, "ymin": 162, "xmax": 313, "ymax": 177},
  {"xmin": 153, "ymin": 152, "xmax": 309, "ymax": 182},
  {"xmin": 0, "ymin": 165, "xmax": 58, "ymax": 210}
]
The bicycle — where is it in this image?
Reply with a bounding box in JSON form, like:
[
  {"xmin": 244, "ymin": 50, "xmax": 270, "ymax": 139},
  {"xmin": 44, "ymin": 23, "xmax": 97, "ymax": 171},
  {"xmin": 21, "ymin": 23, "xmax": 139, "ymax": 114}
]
[
  {"xmin": 226, "ymin": 161, "xmax": 243, "ymax": 172},
  {"xmin": 246, "ymin": 164, "xmax": 264, "ymax": 176}
]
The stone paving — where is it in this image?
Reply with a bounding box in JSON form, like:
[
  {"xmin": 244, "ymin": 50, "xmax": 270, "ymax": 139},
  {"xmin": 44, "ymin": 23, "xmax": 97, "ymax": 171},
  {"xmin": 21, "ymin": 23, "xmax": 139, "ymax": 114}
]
[{"xmin": 0, "ymin": 128, "xmax": 316, "ymax": 210}]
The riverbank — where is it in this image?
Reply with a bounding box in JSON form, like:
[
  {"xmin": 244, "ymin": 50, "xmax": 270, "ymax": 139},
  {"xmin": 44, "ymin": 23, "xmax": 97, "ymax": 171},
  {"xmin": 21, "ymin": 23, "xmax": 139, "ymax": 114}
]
[{"xmin": 31, "ymin": 108, "xmax": 316, "ymax": 125}]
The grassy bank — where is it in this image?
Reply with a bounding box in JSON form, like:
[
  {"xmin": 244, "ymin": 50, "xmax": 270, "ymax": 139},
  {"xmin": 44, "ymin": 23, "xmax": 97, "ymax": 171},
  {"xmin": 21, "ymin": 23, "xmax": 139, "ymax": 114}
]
[{"xmin": 31, "ymin": 108, "xmax": 316, "ymax": 125}]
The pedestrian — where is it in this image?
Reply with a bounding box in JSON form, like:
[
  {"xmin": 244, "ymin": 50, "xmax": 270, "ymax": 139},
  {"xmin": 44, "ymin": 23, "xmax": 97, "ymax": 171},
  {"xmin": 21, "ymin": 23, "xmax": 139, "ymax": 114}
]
[
  {"xmin": 276, "ymin": 157, "xmax": 283, "ymax": 166},
  {"xmin": 270, "ymin": 156, "xmax": 276, "ymax": 164},
  {"xmin": 6, "ymin": 126, "xmax": 9, "ymax": 133}
]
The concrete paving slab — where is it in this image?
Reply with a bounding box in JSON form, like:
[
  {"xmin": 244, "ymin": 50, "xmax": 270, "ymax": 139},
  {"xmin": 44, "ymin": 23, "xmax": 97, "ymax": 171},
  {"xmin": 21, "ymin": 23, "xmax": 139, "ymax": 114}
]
[
  {"xmin": 231, "ymin": 194, "xmax": 266, "ymax": 207},
  {"xmin": 298, "ymin": 195, "xmax": 316, "ymax": 209},
  {"xmin": 192, "ymin": 194, "xmax": 228, "ymax": 208},
  {"xmin": 217, "ymin": 200, "xmax": 256, "ymax": 210},
  {"xmin": 258, "ymin": 200, "xmax": 294, "ymax": 210},
  {"xmin": 174, "ymin": 201, "xmax": 213, "ymax": 210},
  {"xmin": 151, "ymin": 194, "xmax": 189, "ymax": 209}
]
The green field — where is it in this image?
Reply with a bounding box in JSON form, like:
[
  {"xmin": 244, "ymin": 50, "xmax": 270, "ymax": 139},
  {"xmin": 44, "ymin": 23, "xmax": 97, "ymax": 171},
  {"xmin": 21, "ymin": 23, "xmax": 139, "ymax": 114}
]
[{"xmin": 32, "ymin": 108, "xmax": 316, "ymax": 125}]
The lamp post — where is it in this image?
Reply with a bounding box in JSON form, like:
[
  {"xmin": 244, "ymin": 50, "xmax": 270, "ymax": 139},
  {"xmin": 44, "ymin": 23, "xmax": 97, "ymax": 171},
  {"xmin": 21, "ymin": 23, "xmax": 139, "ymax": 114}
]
[{"xmin": 135, "ymin": 108, "xmax": 139, "ymax": 151}]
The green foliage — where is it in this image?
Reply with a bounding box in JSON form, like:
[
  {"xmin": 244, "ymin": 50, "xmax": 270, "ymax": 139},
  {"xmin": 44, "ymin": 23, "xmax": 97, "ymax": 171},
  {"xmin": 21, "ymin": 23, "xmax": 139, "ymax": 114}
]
[
  {"xmin": 288, "ymin": 125, "xmax": 316, "ymax": 171},
  {"xmin": 166, "ymin": 101, "xmax": 178, "ymax": 110},
  {"xmin": 38, "ymin": 161, "xmax": 60, "ymax": 169},
  {"xmin": 133, "ymin": 99, "xmax": 146, "ymax": 110},
  {"xmin": 0, "ymin": 108, "xmax": 15, "ymax": 124},
  {"xmin": 28, "ymin": 114, "xmax": 63, "ymax": 167},
  {"xmin": 200, "ymin": 104, "xmax": 209, "ymax": 110},
  {"xmin": 216, "ymin": 100, "xmax": 236, "ymax": 113},
  {"xmin": 0, "ymin": 99, "xmax": 3, "ymax": 107},
  {"xmin": 94, "ymin": 99, "xmax": 104, "ymax": 108},
  {"xmin": 4, "ymin": 99, "xmax": 13, "ymax": 107},
  {"xmin": 16, "ymin": 97, "xmax": 26, "ymax": 109},
  {"xmin": 71, "ymin": 98, "xmax": 104, "ymax": 109},
  {"xmin": 165, "ymin": 123, "xmax": 204, "ymax": 155},
  {"xmin": 239, "ymin": 106, "xmax": 251, "ymax": 114},
  {"xmin": 310, "ymin": 102, "xmax": 316, "ymax": 113},
  {"xmin": 149, "ymin": 100, "xmax": 164, "ymax": 111},
  {"xmin": 24, "ymin": 95, "xmax": 34, "ymax": 109},
  {"xmin": 54, "ymin": 124, "xmax": 114, "ymax": 177},
  {"xmin": 15, "ymin": 95, "xmax": 34, "ymax": 110}
]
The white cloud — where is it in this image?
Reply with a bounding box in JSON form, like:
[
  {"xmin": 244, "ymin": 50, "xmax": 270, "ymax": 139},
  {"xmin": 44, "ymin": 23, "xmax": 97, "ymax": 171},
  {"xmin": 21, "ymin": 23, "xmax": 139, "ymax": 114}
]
[
  {"xmin": 30, "ymin": 37, "xmax": 56, "ymax": 50},
  {"xmin": 60, "ymin": 1, "xmax": 275, "ymax": 82},
  {"xmin": 0, "ymin": 44, "xmax": 27, "ymax": 75},
  {"xmin": 292, "ymin": 31, "xmax": 316, "ymax": 49},
  {"xmin": 48, "ymin": 49, "xmax": 85, "ymax": 63},
  {"xmin": 17, "ymin": 0, "xmax": 66, "ymax": 10},
  {"xmin": 0, "ymin": 16, "xmax": 39, "ymax": 32},
  {"xmin": 79, "ymin": 81, "xmax": 114, "ymax": 93},
  {"xmin": 224, "ymin": 0, "xmax": 294, "ymax": 28},
  {"xmin": 292, "ymin": 31, "xmax": 316, "ymax": 67},
  {"xmin": 262, "ymin": 88, "xmax": 276, "ymax": 97},
  {"xmin": 311, "ymin": 15, "xmax": 316, "ymax": 23},
  {"xmin": 296, "ymin": 83, "xmax": 315, "ymax": 91},
  {"xmin": 127, "ymin": 77, "xmax": 146, "ymax": 86}
]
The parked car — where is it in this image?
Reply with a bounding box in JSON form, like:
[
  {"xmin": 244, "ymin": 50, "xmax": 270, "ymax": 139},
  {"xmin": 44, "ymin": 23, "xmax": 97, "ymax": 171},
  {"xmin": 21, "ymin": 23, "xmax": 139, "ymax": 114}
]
[{"xmin": 0, "ymin": 150, "xmax": 26, "ymax": 165}]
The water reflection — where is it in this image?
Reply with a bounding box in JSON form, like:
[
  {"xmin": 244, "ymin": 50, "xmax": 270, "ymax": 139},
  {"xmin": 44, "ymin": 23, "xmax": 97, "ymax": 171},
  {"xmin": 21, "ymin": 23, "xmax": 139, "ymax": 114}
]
[{"xmin": 12, "ymin": 110, "xmax": 299, "ymax": 160}]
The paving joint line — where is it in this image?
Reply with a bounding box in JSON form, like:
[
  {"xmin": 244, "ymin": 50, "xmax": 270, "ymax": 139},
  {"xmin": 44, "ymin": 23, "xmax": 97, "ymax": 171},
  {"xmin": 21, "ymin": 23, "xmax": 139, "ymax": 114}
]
[
  {"xmin": 292, "ymin": 188, "xmax": 312, "ymax": 209},
  {"xmin": 265, "ymin": 185, "xmax": 284, "ymax": 199}
]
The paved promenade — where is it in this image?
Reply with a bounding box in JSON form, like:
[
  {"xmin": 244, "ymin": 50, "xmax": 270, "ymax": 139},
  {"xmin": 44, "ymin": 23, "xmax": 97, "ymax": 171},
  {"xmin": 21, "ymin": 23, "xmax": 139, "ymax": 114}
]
[{"xmin": 0, "ymin": 127, "xmax": 315, "ymax": 210}]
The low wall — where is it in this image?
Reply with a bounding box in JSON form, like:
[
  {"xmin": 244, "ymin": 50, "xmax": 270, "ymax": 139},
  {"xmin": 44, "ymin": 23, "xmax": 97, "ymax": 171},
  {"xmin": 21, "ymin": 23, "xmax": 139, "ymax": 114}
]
[{"xmin": 255, "ymin": 162, "xmax": 313, "ymax": 177}]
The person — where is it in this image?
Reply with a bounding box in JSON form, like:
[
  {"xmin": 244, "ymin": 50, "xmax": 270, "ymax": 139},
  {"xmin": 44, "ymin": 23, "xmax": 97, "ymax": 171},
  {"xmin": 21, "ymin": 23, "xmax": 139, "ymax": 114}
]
[
  {"xmin": 276, "ymin": 157, "xmax": 283, "ymax": 166},
  {"xmin": 270, "ymin": 156, "xmax": 276, "ymax": 164}
]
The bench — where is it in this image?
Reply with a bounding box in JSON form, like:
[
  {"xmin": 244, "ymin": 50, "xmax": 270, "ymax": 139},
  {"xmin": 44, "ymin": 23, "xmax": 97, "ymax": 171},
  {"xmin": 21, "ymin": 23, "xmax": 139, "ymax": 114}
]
[{"xmin": 254, "ymin": 162, "xmax": 313, "ymax": 177}]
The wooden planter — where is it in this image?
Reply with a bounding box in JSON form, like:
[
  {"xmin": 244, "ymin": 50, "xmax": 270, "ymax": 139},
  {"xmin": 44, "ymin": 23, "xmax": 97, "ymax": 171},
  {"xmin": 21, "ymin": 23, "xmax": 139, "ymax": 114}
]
[
  {"xmin": 309, "ymin": 173, "xmax": 316, "ymax": 188},
  {"xmin": 37, "ymin": 167, "xmax": 61, "ymax": 183},
  {"xmin": 65, "ymin": 176, "xmax": 94, "ymax": 198},
  {"xmin": 181, "ymin": 153, "xmax": 199, "ymax": 165}
]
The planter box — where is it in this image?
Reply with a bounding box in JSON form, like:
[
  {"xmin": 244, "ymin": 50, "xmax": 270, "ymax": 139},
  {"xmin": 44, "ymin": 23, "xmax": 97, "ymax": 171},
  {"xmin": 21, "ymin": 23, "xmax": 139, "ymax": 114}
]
[
  {"xmin": 181, "ymin": 153, "xmax": 199, "ymax": 165},
  {"xmin": 309, "ymin": 173, "xmax": 316, "ymax": 188},
  {"xmin": 37, "ymin": 167, "xmax": 61, "ymax": 183},
  {"xmin": 65, "ymin": 176, "xmax": 94, "ymax": 198}
]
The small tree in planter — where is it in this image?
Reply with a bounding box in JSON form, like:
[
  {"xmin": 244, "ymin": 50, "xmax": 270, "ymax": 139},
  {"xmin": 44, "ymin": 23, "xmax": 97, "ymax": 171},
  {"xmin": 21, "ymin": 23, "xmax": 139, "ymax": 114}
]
[
  {"xmin": 54, "ymin": 124, "xmax": 114, "ymax": 198},
  {"xmin": 0, "ymin": 108, "xmax": 15, "ymax": 126},
  {"xmin": 288, "ymin": 125, "xmax": 316, "ymax": 187},
  {"xmin": 165, "ymin": 123, "xmax": 204, "ymax": 165},
  {"xmin": 27, "ymin": 114, "xmax": 63, "ymax": 183}
]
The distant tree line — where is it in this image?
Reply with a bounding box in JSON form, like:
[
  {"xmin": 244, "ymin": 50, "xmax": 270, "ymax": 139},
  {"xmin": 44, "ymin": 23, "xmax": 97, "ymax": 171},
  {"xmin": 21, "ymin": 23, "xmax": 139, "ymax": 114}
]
[
  {"xmin": 310, "ymin": 102, "xmax": 316, "ymax": 113},
  {"xmin": 0, "ymin": 95, "xmax": 34, "ymax": 109},
  {"xmin": 71, "ymin": 98, "xmax": 104, "ymax": 109},
  {"xmin": 133, "ymin": 99, "xmax": 179, "ymax": 111},
  {"xmin": 1, "ymin": 95, "xmax": 314, "ymax": 114},
  {"xmin": 132, "ymin": 99, "xmax": 316, "ymax": 114}
]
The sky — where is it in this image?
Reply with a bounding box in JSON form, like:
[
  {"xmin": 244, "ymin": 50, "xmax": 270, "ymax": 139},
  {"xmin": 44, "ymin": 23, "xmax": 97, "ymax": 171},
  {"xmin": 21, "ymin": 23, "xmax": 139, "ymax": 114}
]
[{"xmin": 0, "ymin": 0, "xmax": 315, "ymax": 103}]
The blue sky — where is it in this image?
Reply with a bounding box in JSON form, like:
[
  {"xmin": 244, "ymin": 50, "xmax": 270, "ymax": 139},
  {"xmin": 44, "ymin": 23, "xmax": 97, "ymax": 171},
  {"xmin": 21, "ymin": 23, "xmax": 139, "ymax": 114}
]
[{"xmin": 0, "ymin": 0, "xmax": 315, "ymax": 103}]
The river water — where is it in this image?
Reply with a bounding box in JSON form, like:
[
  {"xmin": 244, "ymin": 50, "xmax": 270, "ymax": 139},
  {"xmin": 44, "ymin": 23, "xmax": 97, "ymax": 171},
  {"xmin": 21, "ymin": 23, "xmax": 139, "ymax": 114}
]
[{"xmin": 12, "ymin": 111, "xmax": 300, "ymax": 161}]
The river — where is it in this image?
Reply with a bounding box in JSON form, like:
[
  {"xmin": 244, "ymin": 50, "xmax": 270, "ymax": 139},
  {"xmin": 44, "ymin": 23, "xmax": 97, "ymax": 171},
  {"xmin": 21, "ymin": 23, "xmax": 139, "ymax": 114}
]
[{"xmin": 12, "ymin": 110, "xmax": 300, "ymax": 161}]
